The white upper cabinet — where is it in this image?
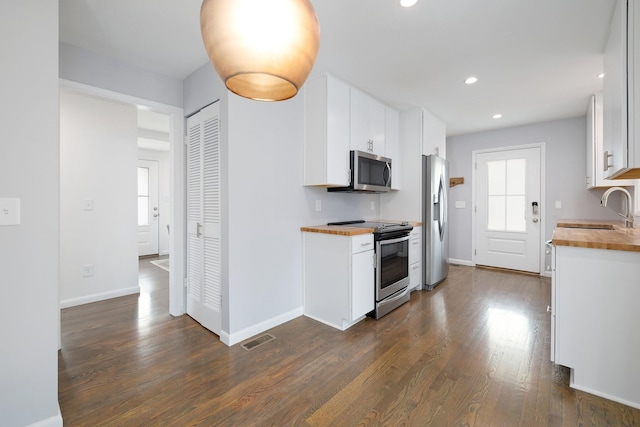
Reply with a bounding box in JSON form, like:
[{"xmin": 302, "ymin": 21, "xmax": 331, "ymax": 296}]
[
  {"xmin": 304, "ymin": 74, "xmax": 401, "ymax": 187},
  {"xmin": 385, "ymin": 106, "xmax": 401, "ymax": 190},
  {"xmin": 303, "ymin": 74, "xmax": 351, "ymax": 187},
  {"xmin": 603, "ymin": 0, "xmax": 640, "ymax": 179},
  {"xmin": 350, "ymin": 87, "xmax": 386, "ymax": 155},
  {"xmin": 587, "ymin": 92, "xmax": 635, "ymax": 188},
  {"xmin": 422, "ymin": 108, "xmax": 446, "ymax": 158}
]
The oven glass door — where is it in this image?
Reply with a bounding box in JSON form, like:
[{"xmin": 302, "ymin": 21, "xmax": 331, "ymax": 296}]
[{"xmin": 376, "ymin": 235, "xmax": 410, "ymax": 301}]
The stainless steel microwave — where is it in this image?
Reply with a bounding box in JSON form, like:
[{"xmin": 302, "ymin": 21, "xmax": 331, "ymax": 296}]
[{"xmin": 328, "ymin": 150, "xmax": 392, "ymax": 193}]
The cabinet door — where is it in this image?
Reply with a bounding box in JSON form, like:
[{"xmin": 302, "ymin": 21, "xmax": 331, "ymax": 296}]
[
  {"xmin": 422, "ymin": 108, "xmax": 446, "ymax": 158},
  {"xmin": 385, "ymin": 106, "xmax": 401, "ymax": 190},
  {"xmin": 588, "ymin": 92, "xmax": 635, "ymax": 187},
  {"xmin": 351, "ymin": 249, "xmax": 374, "ymax": 320},
  {"xmin": 304, "ymin": 74, "xmax": 350, "ymax": 187},
  {"xmin": 586, "ymin": 95, "xmax": 595, "ymax": 189},
  {"xmin": 603, "ymin": 0, "xmax": 628, "ymax": 178},
  {"xmin": 550, "ymin": 245, "xmax": 556, "ymax": 362},
  {"xmin": 350, "ymin": 88, "xmax": 385, "ymax": 155},
  {"xmin": 409, "ymin": 227, "xmax": 422, "ymax": 290}
]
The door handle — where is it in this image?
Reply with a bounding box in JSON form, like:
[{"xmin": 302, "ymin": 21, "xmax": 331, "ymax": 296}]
[
  {"xmin": 196, "ymin": 222, "xmax": 203, "ymax": 238},
  {"xmin": 532, "ymin": 218, "xmax": 539, "ymax": 223},
  {"xmin": 532, "ymin": 201, "xmax": 538, "ymax": 215},
  {"xmin": 153, "ymin": 213, "xmax": 159, "ymax": 218}
]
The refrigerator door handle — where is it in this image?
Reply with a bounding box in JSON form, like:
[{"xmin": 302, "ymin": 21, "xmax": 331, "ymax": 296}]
[{"xmin": 438, "ymin": 174, "xmax": 447, "ymax": 241}]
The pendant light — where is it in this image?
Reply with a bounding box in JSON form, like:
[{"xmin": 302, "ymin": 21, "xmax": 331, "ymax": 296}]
[{"xmin": 200, "ymin": 0, "xmax": 321, "ymax": 101}]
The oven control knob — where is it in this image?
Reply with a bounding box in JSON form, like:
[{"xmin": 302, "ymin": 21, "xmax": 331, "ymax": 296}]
[{"xmin": 401, "ymin": 221, "xmax": 409, "ymax": 226}]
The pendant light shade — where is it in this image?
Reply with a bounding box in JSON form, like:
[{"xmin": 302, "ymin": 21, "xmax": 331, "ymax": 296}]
[{"xmin": 200, "ymin": 0, "xmax": 320, "ymax": 101}]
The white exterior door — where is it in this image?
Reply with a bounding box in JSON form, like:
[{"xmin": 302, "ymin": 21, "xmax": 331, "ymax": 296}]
[
  {"xmin": 137, "ymin": 159, "xmax": 159, "ymax": 256},
  {"xmin": 474, "ymin": 146, "xmax": 542, "ymax": 273},
  {"xmin": 186, "ymin": 102, "xmax": 222, "ymax": 335}
]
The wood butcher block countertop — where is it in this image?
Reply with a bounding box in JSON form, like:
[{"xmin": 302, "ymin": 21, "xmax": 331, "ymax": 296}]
[
  {"xmin": 552, "ymin": 219, "xmax": 640, "ymax": 252},
  {"xmin": 301, "ymin": 220, "xmax": 423, "ymax": 237}
]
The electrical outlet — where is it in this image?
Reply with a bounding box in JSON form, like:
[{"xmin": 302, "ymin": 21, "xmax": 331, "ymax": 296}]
[
  {"xmin": 370, "ymin": 201, "xmax": 375, "ymax": 211},
  {"xmin": 83, "ymin": 264, "xmax": 94, "ymax": 277},
  {"xmin": 315, "ymin": 200, "xmax": 321, "ymax": 212}
]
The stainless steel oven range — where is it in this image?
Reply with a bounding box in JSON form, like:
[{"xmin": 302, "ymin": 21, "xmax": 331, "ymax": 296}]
[{"xmin": 327, "ymin": 220, "xmax": 414, "ymax": 319}]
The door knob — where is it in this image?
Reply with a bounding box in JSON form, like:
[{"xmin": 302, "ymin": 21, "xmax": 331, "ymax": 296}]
[
  {"xmin": 153, "ymin": 213, "xmax": 159, "ymax": 218},
  {"xmin": 532, "ymin": 218, "xmax": 539, "ymax": 223}
]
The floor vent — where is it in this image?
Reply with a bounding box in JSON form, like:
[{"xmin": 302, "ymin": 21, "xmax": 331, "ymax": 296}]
[{"xmin": 241, "ymin": 334, "xmax": 275, "ymax": 351}]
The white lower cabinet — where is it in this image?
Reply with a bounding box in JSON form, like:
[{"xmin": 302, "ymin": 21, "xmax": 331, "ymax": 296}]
[
  {"xmin": 303, "ymin": 232, "xmax": 374, "ymax": 330},
  {"xmin": 552, "ymin": 244, "xmax": 640, "ymax": 408},
  {"xmin": 409, "ymin": 226, "xmax": 422, "ymax": 290}
]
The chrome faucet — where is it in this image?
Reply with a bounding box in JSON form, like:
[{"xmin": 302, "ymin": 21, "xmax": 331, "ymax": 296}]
[{"xmin": 601, "ymin": 186, "xmax": 634, "ymax": 228}]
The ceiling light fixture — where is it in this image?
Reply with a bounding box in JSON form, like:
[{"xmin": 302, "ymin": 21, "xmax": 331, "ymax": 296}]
[
  {"xmin": 200, "ymin": 0, "xmax": 320, "ymax": 102},
  {"xmin": 464, "ymin": 76, "xmax": 478, "ymax": 85},
  {"xmin": 400, "ymin": 0, "xmax": 418, "ymax": 7},
  {"xmin": 493, "ymin": 114, "xmax": 503, "ymax": 119}
]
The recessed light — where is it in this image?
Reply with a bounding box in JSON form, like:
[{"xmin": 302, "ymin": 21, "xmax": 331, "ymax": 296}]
[
  {"xmin": 598, "ymin": 73, "xmax": 605, "ymax": 79},
  {"xmin": 400, "ymin": 0, "xmax": 418, "ymax": 7},
  {"xmin": 493, "ymin": 114, "xmax": 502, "ymax": 119},
  {"xmin": 464, "ymin": 76, "xmax": 478, "ymax": 85}
]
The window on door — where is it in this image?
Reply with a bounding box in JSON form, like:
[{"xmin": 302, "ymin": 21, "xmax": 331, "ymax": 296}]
[
  {"xmin": 486, "ymin": 159, "xmax": 526, "ymax": 232},
  {"xmin": 138, "ymin": 166, "xmax": 150, "ymax": 226}
]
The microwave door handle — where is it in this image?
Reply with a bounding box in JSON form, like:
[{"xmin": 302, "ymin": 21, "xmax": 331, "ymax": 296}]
[{"xmin": 383, "ymin": 162, "xmax": 391, "ymax": 186}]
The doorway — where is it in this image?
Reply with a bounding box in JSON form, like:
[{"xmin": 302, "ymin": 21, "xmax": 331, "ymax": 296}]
[
  {"xmin": 59, "ymin": 79, "xmax": 186, "ymax": 318},
  {"xmin": 472, "ymin": 144, "xmax": 545, "ymax": 273},
  {"xmin": 138, "ymin": 159, "xmax": 160, "ymax": 257}
]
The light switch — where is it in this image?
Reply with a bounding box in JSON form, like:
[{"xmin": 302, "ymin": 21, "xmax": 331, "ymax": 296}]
[
  {"xmin": 0, "ymin": 198, "xmax": 20, "ymax": 225},
  {"xmin": 555, "ymin": 201, "xmax": 562, "ymax": 209},
  {"xmin": 455, "ymin": 201, "xmax": 466, "ymax": 209},
  {"xmin": 315, "ymin": 200, "xmax": 321, "ymax": 212}
]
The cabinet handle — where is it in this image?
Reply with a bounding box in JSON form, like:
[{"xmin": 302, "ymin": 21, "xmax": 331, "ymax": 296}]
[
  {"xmin": 361, "ymin": 242, "xmax": 372, "ymax": 246},
  {"xmin": 546, "ymin": 305, "xmax": 552, "ymax": 313},
  {"xmin": 604, "ymin": 150, "xmax": 613, "ymax": 171}
]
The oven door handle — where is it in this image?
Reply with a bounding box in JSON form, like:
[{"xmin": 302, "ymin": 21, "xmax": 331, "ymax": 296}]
[
  {"xmin": 377, "ymin": 235, "xmax": 410, "ymax": 245},
  {"xmin": 382, "ymin": 286, "xmax": 409, "ymax": 305}
]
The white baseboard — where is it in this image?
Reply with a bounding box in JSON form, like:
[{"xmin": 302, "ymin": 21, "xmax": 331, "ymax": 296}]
[
  {"xmin": 27, "ymin": 406, "xmax": 63, "ymax": 427},
  {"xmin": 220, "ymin": 307, "xmax": 303, "ymax": 346},
  {"xmin": 449, "ymin": 258, "xmax": 474, "ymax": 267},
  {"xmin": 570, "ymin": 381, "xmax": 640, "ymax": 411},
  {"xmin": 60, "ymin": 286, "xmax": 140, "ymax": 309}
]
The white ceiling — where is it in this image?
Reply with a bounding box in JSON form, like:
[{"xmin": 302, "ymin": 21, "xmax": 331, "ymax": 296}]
[{"xmin": 59, "ymin": 0, "xmax": 616, "ymax": 136}]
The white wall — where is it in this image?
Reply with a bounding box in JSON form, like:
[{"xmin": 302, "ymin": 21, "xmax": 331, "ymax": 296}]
[
  {"xmin": 0, "ymin": 1, "xmax": 62, "ymax": 425},
  {"xmin": 59, "ymin": 89, "xmax": 139, "ymax": 307},
  {"xmin": 184, "ymin": 64, "xmax": 380, "ymax": 343},
  {"xmin": 446, "ymin": 116, "xmax": 622, "ymax": 264},
  {"xmin": 59, "ymin": 42, "xmax": 183, "ymax": 108},
  {"xmin": 138, "ymin": 148, "xmax": 171, "ymax": 255}
]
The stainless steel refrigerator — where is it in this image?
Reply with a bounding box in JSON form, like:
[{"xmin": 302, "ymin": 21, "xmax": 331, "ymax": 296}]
[{"xmin": 422, "ymin": 155, "xmax": 449, "ymax": 290}]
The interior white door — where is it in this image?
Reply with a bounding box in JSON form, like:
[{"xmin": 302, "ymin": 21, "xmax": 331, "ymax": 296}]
[
  {"xmin": 474, "ymin": 146, "xmax": 541, "ymax": 273},
  {"xmin": 186, "ymin": 102, "xmax": 222, "ymax": 335},
  {"xmin": 137, "ymin": 159, "xmax": 159, "ymax": 256}
]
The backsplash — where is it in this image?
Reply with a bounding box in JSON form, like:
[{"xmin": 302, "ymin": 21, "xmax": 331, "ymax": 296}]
[{"xmin": 304, "ymin": 187, "xmax": 380, "ymax": 224}]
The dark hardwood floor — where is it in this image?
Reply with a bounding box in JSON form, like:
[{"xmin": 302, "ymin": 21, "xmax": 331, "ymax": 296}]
[{"xmin": 58, "ymin": 259, "xmax": 640, "ymax": 426}]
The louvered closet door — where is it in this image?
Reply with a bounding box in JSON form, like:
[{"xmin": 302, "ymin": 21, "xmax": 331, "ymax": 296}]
[{"xmin": 186, "ymin": 102, "xmax": 222, "ymax": 335}]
